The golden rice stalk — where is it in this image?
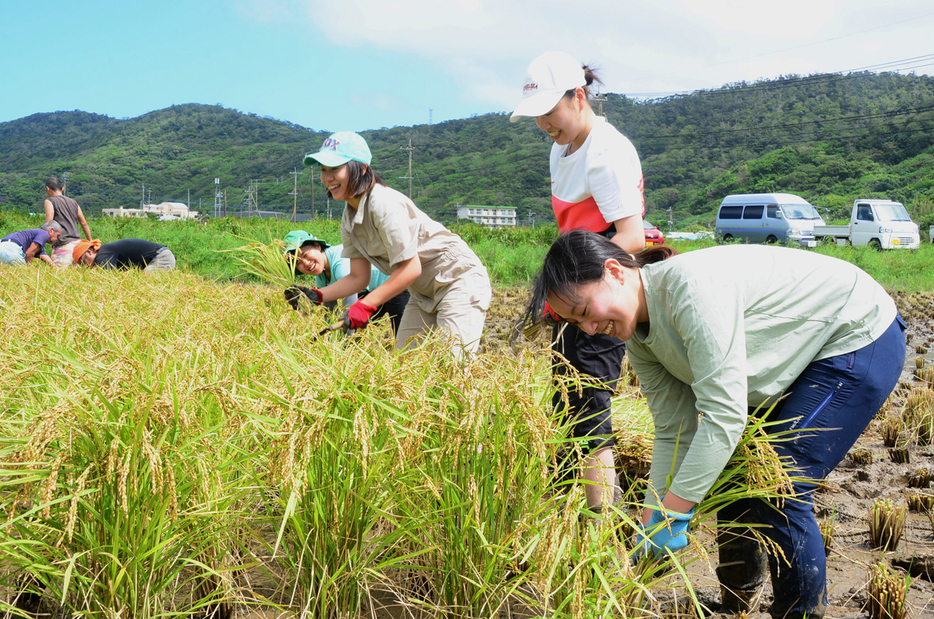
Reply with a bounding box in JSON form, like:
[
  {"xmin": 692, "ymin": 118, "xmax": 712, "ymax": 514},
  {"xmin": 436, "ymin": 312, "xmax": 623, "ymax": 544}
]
[
  {"xmin": 219, "ymin": 238, "xmax": 296, "ymax": 287},
  {"xmin": 850, "ymin": 448, "xmax": 873, "ymax": 465},
  {"xmin": 868, "ymin": 498, "xmax": 907, "ymax": 551},
  {"xmin": 866, "ymin": 562, "xmax": 910, "ymax": 619}
]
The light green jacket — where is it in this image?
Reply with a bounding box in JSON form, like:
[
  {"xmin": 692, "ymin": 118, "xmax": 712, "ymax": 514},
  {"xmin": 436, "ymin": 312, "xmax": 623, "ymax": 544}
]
[{"xmin": 626, "ymin": 244, "xmax": 896, "ymax": 503}]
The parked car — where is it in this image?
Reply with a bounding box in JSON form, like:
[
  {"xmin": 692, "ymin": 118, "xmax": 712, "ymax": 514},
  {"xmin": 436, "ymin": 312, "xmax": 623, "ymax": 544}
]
[
  {"xmin": 715, "ymin": 193, "xmax": 824, "ymax": 247},
  {"xmin": 644, "ymin": 221, "xmax": 665, "ymax": 245}
]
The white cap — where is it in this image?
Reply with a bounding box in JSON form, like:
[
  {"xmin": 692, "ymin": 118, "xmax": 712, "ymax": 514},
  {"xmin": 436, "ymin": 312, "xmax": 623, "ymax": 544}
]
[{"xmin": 510, "ymin": 51, "xmax": 586, "ymax": 123}]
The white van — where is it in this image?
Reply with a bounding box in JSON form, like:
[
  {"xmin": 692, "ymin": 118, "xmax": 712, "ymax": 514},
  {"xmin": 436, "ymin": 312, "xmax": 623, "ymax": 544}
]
[{"xmin": 715, "ymin": 193, "xmax": 825, "ymax": 247}]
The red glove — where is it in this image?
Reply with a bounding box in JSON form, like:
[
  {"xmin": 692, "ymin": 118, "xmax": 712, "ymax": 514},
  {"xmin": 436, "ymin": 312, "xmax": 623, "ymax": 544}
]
[
  {"xmin": 346, "ymin": 300, "xmax": 378, "ymax": 329},
  {"xmin": 543, "ymin": 301, "xmax": 562, "ymax": 324}
]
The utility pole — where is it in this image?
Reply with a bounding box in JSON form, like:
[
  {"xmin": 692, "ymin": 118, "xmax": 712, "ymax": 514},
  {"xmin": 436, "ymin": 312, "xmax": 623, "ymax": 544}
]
[
  {"xmin": 594, "ymin": 93, "xmax": 607, "ymax": 117},
  {"xmin": 243, "ymin": 180, "xmax": 259, "ymax": 217},
  {"xmin": 290, "ymin": 168, "xmax": 302, "ymax": 222},
  {"xmin": 62, "ymin": 172, "xmax": 69, "ymax": 193},
  {"xmin": 401, "ymin": 138, "xmax": 415, "ymax": 199},
  {"xmin": 141, "ymin": 184, "xmax": 146, "ymax": 208},
  {"xmin": 429, "ymin": 109, "xmax": 433, "ymax": 125},
  {"xmin": 310, "ymin": 168, "xmax": 316, "ymax": 220},
  {"xmin": 214, "ymin": 178, "xmax": 221, "ymax": 218}
]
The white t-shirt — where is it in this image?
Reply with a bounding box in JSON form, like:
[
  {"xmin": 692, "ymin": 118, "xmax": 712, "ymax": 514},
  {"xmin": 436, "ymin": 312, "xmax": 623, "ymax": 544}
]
[{"xmin": 550, "ymin": 116, "xmax": 645, "ymax": 233}]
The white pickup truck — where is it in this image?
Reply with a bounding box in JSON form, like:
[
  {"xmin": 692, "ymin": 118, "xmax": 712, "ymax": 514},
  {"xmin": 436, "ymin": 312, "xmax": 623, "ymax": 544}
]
[{"xmin": 812, "ymin": 199, "xmax": 920, "ymax": 249}]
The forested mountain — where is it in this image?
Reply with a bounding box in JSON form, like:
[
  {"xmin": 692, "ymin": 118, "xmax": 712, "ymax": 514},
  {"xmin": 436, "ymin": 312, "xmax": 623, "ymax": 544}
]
[{"xmin": 1, "ymin": 71, "xmax": 933, "ymax": 227}]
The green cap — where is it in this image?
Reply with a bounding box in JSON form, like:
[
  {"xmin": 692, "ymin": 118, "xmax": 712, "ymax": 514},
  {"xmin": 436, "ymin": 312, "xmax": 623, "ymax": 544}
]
[
  {"xmin": 303, "ymin": 131, "xmax": 372, "ymax": 167},
  {"xmin": 283, "ymin": 230, "xmax": 329, "ymax": 254}
]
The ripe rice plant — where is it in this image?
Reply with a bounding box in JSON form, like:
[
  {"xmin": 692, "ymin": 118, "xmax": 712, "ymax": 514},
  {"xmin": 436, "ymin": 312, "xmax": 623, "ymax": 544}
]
[
  {"xmin": 0, "ymin": 262, "xmax": 807, "ymax": 618},
  {"xmin": 866, "ymin": 562, "xmax": 910, "ymax": 619},
  {"xmin": 0, "ymin": 339, "xmax": 251, "ymax": 616},
  {"xmin": 868, "ymin": 499, "xmax": 907, "ymax": 551},
  {"xmin": 219, "ymin": 237, "xmax": 297, "ymax": 287}
]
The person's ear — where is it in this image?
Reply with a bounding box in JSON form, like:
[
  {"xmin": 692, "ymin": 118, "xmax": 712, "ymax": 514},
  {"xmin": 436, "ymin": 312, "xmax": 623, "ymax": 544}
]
[{"xmin": 604, "ymin": 258, "xmax": 626, "ymax": 283}]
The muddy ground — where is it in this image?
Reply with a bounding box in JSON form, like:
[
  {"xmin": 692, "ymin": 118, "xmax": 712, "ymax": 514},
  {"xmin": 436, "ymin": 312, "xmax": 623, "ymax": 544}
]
[{"xmin": 481, "ymin": 286, "xmax": 934, "ymax": 618}]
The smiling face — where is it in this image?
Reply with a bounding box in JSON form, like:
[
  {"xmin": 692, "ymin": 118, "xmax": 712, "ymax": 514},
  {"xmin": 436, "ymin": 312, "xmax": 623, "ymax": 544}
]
[
  {"xmin": 534, "ymin": 89, "xmax": 591, "ymax": 150},
  {"xmin": 546, "ymin": 260, "xmax": 645, "ymax": 341},
  {"xmin": 320, "ymin": 163, "xmax": 356, "ymax": 204},
  {"xmin": 295, "ymin": 243, "xmax": 328, "ymax": 276}
]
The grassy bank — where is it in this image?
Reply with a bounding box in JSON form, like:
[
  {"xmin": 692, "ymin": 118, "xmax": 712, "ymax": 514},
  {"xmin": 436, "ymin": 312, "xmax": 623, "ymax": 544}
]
[{"xmin": 4, "ymin": 211, "xmax": 933, "ymax": 292}]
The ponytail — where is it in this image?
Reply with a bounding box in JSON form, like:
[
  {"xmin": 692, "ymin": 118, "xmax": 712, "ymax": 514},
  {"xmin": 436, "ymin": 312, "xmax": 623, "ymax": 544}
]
[{"xmin": 561, "ymin": 63, "xmax": 605, "ymax": 104}]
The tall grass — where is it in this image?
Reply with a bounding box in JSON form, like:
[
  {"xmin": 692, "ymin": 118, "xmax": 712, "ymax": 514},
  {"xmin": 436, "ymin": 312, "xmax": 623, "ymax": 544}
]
[{"xmin": 0, "ymin": 260, "xmax": 811, "ymax": 617}]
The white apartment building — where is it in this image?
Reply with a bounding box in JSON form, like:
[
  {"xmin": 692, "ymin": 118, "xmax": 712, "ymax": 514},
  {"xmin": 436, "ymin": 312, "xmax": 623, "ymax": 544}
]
[
  {"xmin": 102, "ymin": 202, "xmax": 199, "ymax": 220},
  {"xmin": 456, "ymin": 205, "xmax": 517, "ymax": 228}
]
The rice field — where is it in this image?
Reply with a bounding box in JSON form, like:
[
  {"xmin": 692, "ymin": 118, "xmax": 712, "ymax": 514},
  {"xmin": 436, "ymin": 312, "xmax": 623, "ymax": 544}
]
[{"xmin": 1, "ymin": 248, "xmax": 933, "ymax": 618}]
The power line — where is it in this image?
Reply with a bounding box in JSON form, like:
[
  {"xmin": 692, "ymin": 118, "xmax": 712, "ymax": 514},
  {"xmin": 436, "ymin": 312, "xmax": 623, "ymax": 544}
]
[{"xmin": 622, "ymin": 52, "xmax": 934, "ymax": 100}]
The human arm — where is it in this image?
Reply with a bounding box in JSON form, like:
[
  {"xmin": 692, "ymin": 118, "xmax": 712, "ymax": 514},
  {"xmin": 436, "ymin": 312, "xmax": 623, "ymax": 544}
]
[
  {"xmin": 341, "ymin": 257, "xmax": 419, "ymax": 328},
  {"xmin": 43, "ymin": 199, "xmax": 54, "ymax": 222},
  {"xmin": 317, "ymin": 258, "xmax": 373, "ymax": 304},
  {"xmin": 584, "ymin": 133, "xmax": 645, "ymax": 254},
  {"xmin": 326, "ymin": 251, "xmax": 361, "ymax": 308},
  {"xmin": 24, "ymin": 242, "xmax": 43, "ymax": 263},
  {"xmin": 610, "ymin": 214, "xmax": 646, "ymax": 254},
  {"xmin": 626, "ymin": 343, "xmax": 701, "ymax": 523},
  {"xmin": 353, "ymin": 255, "xmax": 419, "ymax": 309},
  {"xmin": 38, "ymin": 254, "xmax": 55, "ymax": 266},
  {"xmin": 76, "ymin": 207, "xmax": 92, "ymax": 240},
  {"xmin": 625, "ymin": 287, "xmax": 748, "ymax": 515}
]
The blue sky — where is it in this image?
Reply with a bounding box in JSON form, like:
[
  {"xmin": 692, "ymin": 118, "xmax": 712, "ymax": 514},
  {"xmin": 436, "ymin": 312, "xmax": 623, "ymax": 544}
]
[{"xmin": 2, "ymin": 0, "xmax": 933, "ymax": 133}]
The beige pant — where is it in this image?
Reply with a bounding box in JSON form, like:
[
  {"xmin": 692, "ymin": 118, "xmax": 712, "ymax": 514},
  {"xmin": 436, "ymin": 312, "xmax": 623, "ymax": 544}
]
[
  {"xmin": 395, "ymin": 271, "xmax": 490, "ymax": 359},
  {"xmin": 144, "ymin": 248, "xmax": 176, "ymax": 271}
]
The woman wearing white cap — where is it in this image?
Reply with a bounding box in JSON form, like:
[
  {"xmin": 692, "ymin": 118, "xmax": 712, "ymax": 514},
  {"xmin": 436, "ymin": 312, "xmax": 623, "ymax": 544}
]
[
  {"xmin": 511, "ymin": 51, "xmax": 646, "ymax": 515},
  {"xmin": 298, "ymin": 131, "xmax": 491, "ymax": 358}
]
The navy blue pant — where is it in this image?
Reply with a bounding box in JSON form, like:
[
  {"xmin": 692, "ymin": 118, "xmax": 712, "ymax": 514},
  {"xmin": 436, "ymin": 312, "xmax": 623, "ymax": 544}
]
[{"xmin": 717, "ymin": 315, "xmax": 905, "ymax": 619}]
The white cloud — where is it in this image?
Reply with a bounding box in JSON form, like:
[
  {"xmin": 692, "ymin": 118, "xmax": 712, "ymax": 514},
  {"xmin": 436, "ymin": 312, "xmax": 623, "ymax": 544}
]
[{"xmin": 299, "ymin": 0, "xmax": 934, "ymax": 110}]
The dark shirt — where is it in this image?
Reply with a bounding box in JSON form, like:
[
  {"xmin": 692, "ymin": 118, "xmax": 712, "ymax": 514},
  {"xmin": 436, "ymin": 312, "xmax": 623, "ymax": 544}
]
[
  {"xmin": 47, "ymin": 194, "xmax": 84, "ymax": 245},
  {"xmin": 0, "ymin": 229, "xmax": 50, "ymax": 256},
  {"xmin": 95, "ymin": 239, "xmax": 166, "ymax": 269}
]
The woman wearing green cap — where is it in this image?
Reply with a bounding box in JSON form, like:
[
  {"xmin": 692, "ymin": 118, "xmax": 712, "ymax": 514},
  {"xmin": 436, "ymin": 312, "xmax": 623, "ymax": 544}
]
[
  {"xmin": 283, "ymin": 230, "xmax": 409, "ymax": 334},
  {"xmin": 299, "ymin": 131, "xmax": 491, "ymax": 359}
]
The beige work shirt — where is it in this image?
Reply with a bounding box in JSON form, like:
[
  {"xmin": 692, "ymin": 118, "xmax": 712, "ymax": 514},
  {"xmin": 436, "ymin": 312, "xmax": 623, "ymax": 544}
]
[{"xmin": 340, "ymin": 183, "xmax": 490, "ymax": 313}]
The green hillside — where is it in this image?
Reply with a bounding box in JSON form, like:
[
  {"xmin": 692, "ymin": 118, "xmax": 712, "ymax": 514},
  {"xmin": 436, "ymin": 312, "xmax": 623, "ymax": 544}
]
[{"xmin": 1, "ymin": 71, "xmax": 933, "ymax": 227}]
